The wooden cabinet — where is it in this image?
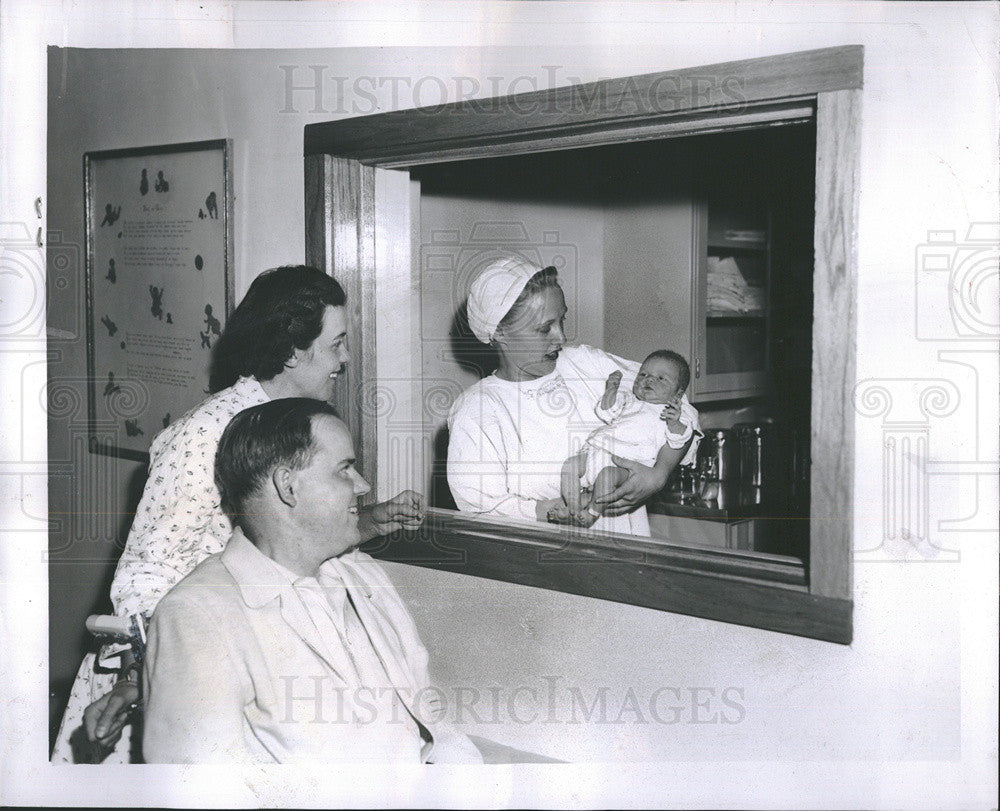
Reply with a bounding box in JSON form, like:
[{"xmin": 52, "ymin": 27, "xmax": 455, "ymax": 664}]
[
  {"xmin": 648, "ymin": 513, "xmax": 757, "ymax": 551},
  {"xmin": 691, "ymin": 198, "xmax": 772, "ymax": 402},
  {"xmin": 603, "ymin": 193, "xmax": 772, "ymax": 404}
]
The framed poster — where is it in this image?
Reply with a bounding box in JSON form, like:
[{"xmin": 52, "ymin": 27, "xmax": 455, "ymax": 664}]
[{"xmin": 84, "ymin": 139, "xmax": 234, "ymax": 461}]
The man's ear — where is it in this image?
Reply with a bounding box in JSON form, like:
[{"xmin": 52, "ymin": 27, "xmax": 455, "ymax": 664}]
[
  {"xmin": 272, "ymin": 466, "xmax": 297, "ymax": 507},
  {"xmin": 284, "ymin": 348, "xmax": 300, "ymax": 369}
]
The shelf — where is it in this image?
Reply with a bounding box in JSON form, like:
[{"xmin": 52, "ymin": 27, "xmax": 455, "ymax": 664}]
[
  {"xmin": 707, "ymin": 242, "xmax": 766, "ymax": 253},
  {"xmin": 707, "ymin": 222, "xmax": 767, "ymax": 250},
  {"xmin": 706, "ymin": 310, "xmax": 766, "ymax": 319}
]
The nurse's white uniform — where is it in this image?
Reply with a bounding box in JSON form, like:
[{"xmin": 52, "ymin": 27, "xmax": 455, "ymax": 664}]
[{"xmin": 448, "ymin": 344, "xmax": 686, "ymax": 537}]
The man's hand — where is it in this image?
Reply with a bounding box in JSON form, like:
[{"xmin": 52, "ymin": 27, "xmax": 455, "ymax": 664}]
[
  {"xmin": 591, "ymin": 455, "xmax": 668, "ymax": 516},
  {"xmin": 365, "ymin": 490, "xmax": 425, "ymax": 538},
  {"xmin": 83, "ymin": 680, "xmax": 139, "ymax": 748}
]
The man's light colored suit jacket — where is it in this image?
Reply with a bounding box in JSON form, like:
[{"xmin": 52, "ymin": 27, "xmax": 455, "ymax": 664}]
[{"xmin": 143, "ymin": 529, "xmax": 482, "ymax": 764}]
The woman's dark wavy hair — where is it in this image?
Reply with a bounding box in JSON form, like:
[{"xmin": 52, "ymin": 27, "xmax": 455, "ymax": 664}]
[
  {"xmin": 209, "ymin": 265, "xmax": 346, "ymax": 392},
  {"xmin": 215, "ymin": 397, "xmax": 340, "ymax": 523}
]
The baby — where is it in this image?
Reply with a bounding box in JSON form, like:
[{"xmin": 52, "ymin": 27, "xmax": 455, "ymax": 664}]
[{"xmin": 553, "ymin": 350, "xmax": 701, "ymax": 526}]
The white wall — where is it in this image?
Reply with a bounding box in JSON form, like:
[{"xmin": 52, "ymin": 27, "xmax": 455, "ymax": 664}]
[{"xmin": 7, "ymin": 1, "xmax": 997, "ymax": 806}]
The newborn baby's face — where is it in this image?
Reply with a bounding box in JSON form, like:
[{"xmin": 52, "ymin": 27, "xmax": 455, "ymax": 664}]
[{"xmin": 633, "ymin": 357, "xmax": 682, "ymax": 403}]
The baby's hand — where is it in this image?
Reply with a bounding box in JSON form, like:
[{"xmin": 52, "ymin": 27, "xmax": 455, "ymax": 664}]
[
  {"xmin": 600, "ymin": 371, "xmax": 623, "ymax": 410},
  {"xmin": 660, "ymin": 396, "xmax": 682, "ymax": 425}
]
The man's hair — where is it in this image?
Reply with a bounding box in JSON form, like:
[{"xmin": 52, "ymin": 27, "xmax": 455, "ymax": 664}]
[
  {"xmin": 645, "ymin": 349, "xmax": 691, "ymax": 392},
  {"xmin": 495, "ymin": 265, "xmax": 560, "ymax": 337},
  {"xmin": 209, "ymin": 265, "xmax": 346, "ymax": 392},
  {"xmin": 215, "ymin": 398, "xmax": 340, "ymax": 523}
]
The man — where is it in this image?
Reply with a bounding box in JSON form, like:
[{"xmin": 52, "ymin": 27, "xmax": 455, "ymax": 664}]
[
  {"xmin": 54, "ymin": 265, "xmax": 423, "ymax": 763},
  {"xmin": 142, "ymin": 398, "xmax": 483, "ymax": 764}
]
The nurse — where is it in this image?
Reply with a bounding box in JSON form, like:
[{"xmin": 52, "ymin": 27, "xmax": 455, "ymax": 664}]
[{"xmin": 447, "ymin": 256, "xmax": 690, "ymax": 535}]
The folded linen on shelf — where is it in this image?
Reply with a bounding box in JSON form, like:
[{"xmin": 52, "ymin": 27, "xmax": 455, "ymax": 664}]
[{"xmin": 707, "ymin": 255, "xmax": 765, "ymax": 314}]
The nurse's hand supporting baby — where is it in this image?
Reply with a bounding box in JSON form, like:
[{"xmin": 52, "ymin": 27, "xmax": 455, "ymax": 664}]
[{"xmin": 592, "ymin": 441, "xmax": 687, "ymax": 516}]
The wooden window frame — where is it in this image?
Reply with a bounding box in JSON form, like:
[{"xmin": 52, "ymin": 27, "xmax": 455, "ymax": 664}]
[{"xmin": 303, "ymin": 46, "xmax": 862, "ymax": 644}]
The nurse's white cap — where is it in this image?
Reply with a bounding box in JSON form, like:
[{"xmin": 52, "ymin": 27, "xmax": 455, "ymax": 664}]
[{"xmin": 467, "ymin": 255, "xmax": 544, "ymax": 344}]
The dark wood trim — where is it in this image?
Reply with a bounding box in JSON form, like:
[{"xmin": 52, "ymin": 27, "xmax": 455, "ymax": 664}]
[
  {"xmin": 304, "ymin": 155, "xmax": 379, "ymax": 495},
  {"xmin": 810, "ymin": 89, "xmax": 861, "ymax": 600},
  {"xmin": 356, "ymin": 162, "xmax": 378, "ymax": 495},
  {"xmin": 305, "ymin": 46, "xmax": 861, "ymax": 165},
  {"xmin": 324, "ymin": 102, "xmax": 817, "ymax": 169},
  {"xmin": 365, "ymin": 509, "xmax": 851, "ymax": 644},
  {"xmin": 221, "ymin": 139, "xmax": 236, "ymax": 318},
  {"xmin": 304, "ymin": 46, "xmax": 863, "ymax": 644},
  {"xmin": 304, "ymin": 154, "xmax": 334, "ymax": 273}
]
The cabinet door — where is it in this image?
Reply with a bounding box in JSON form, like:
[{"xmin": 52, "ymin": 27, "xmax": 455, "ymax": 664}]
[{"xmin": 691, "ymin": 203, "xmax": 771, "ymax": 402}]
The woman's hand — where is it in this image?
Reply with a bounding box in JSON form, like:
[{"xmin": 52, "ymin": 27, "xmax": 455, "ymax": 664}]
[
  {"xmin": 591, "ymin": 455, "xmax": 669, "ymax": 516},
  {"xmin": 83, "ymin": 680, "xmax": 139, "ymax": 747},
  {"xmin": 364, "ymin": 490, "xmax": 425, "ymax": 538}
]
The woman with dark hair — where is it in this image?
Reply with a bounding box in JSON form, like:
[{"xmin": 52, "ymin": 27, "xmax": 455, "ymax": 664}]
[
  {"xmin": 53, "ymin": 265, "xmax": 424, "ymax": 763},
  {"xmin": 208, "ymin": 264, "xmax": 345, "ymax": 393},
  {"xmin": 447, "ymin": 256, "xmax": 692, "ymax": 536}
]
